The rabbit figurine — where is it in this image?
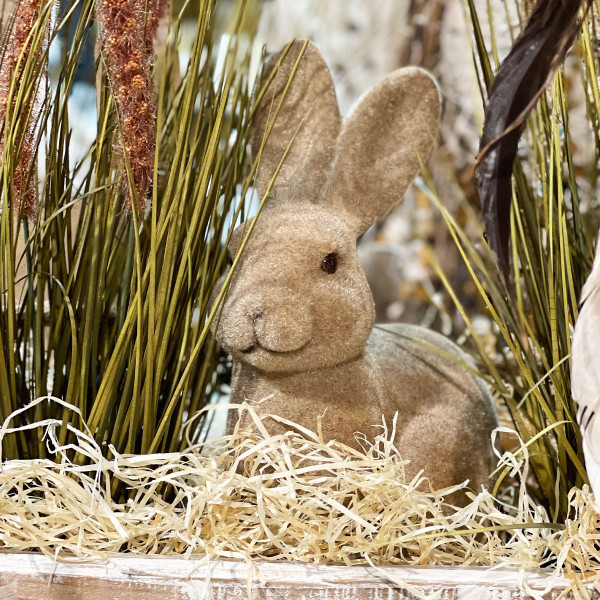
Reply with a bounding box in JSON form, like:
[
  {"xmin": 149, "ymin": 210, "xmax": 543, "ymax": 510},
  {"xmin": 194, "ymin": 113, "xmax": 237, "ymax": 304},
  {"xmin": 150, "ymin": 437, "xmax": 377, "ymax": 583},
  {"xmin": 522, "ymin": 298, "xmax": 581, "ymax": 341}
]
[{"xmin": 212, "ymin": 40, "xmax": 498, "ymax": 501}]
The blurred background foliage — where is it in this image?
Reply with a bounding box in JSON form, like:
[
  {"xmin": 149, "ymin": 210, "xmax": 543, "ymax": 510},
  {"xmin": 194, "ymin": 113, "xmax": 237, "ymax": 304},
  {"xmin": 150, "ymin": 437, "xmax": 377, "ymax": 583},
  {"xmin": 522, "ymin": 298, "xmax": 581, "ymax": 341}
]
[{"xmin": 1, "ymin": 0, "xmax": 599, "ymax": 520}]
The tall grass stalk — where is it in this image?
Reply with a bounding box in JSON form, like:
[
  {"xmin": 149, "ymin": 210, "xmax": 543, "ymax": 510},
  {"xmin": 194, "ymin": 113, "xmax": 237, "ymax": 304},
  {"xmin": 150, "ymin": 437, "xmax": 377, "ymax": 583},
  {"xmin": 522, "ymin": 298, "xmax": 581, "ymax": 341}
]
[{"xmin": 0, "ymin": 0, "xmax": 260, "ymax": 483}]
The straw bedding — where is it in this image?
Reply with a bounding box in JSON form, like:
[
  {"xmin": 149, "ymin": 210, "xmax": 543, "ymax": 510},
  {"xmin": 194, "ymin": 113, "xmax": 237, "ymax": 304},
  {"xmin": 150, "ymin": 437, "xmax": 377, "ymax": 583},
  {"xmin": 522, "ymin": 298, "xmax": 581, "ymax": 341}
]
[{"xmin": 0, "ymin": 396, "xmax": 599, "ymax": 598}]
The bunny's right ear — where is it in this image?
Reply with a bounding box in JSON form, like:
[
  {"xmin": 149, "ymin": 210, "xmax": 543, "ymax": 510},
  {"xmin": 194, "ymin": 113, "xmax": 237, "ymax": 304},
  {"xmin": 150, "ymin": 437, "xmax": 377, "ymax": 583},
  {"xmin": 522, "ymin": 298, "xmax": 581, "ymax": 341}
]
[{"xmin": 251, "ymin": 40, "xmax": 342, "ymax": 201}]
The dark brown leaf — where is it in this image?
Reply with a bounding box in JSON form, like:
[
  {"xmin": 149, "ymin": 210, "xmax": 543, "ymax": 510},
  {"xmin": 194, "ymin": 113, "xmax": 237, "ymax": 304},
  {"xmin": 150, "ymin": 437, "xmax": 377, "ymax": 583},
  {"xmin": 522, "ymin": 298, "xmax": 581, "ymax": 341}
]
[{"xmin": 475, "ymin": 0, "xmax": 592, "ymax": 283}]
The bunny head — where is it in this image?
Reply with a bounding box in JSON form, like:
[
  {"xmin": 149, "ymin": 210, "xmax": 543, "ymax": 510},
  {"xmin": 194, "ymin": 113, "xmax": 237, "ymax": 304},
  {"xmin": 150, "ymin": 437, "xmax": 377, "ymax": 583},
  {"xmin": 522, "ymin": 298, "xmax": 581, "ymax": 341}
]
[{"xmin": 213, "ymin": 40, "xmax": 440, "ymax": 374}]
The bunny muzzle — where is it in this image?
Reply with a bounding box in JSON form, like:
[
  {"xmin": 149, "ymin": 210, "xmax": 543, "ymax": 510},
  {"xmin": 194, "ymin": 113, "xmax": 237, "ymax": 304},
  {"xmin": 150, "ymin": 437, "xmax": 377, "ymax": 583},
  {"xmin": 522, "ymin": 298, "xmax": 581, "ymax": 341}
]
[{"xmin": 218, "ymin": 287, "xmax": 314, "ymax": 367}]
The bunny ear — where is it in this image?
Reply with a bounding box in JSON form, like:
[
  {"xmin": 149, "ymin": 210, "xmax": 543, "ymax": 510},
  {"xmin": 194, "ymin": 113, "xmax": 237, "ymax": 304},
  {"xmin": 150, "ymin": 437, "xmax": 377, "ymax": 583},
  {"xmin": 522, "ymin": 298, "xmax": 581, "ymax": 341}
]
[
  {"xmin": 251, "ymin": 40, "xmax": 342, "ymax": 201},
  {"xmin": 327, "ymin": 67, "xmax": 441, "ymax": 235}
]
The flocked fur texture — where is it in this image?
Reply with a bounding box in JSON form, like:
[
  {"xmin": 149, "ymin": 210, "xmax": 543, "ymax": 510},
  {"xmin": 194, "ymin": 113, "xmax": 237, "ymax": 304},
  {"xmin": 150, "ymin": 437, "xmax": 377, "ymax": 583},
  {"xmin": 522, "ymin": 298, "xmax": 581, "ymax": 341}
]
[{"xmin": 213, "ymin": 40, "xmax": 498, "ymax": 503}]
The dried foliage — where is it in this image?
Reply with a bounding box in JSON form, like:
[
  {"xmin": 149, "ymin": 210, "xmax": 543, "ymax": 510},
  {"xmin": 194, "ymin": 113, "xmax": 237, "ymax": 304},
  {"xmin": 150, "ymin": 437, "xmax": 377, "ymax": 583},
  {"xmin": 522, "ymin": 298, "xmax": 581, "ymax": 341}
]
[
  {"xmin": 96, "ymin": 0, "xmax": 167, "ymax": 210},
  {"xmin": 475, "ymin": 0, "xmax": 593, "ymax": 281},
  {"xmin": 0, "ymin": 0, "xmax": 259, "ymax": 466},
  {"xmin": 0, "ymin": 398, "xmax": 599, "ymax": 598},
  {"xmin": 0, "ymin": 0, "xmax": 52, "ymax": 217},
  {"xmin": 427, "ymin": 0, "xmax": 600, "ymax": 522}
]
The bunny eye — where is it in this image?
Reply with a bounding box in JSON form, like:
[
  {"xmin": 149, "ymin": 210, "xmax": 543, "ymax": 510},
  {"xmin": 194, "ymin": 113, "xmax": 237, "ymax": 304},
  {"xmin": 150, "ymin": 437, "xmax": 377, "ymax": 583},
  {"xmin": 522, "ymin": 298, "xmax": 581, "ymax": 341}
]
[{"xmin": 321, "ymin": 252, "xmax": 338, "ymax": 274}]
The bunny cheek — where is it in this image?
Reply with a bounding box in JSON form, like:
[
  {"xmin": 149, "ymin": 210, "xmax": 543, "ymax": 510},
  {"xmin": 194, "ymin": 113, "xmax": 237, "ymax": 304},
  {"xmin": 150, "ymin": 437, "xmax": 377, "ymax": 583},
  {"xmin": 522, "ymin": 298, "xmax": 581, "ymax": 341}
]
[{"xmin": 216, "ymin": 289, "xmax": 315, "ymax": 372}]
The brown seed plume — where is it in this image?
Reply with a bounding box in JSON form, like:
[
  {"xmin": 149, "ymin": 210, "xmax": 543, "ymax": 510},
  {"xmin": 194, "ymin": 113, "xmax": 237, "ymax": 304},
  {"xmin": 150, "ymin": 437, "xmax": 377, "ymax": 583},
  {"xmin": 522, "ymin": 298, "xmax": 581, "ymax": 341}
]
[
  {"xmin": 97, "ymin": 0, "xmax": 168, "ymax": 211},
  {"xmin": 0, "ymin": 0, "xmax": 48, "ymax": 219}
]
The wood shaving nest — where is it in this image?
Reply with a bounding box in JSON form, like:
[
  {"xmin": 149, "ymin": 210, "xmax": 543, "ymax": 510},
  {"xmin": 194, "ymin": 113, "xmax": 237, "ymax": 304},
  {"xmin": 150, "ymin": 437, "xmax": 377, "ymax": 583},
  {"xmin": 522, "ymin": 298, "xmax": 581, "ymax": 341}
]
[{"xmin": 0, "ymin": 396, "xmax": 599, "ymax": 595}]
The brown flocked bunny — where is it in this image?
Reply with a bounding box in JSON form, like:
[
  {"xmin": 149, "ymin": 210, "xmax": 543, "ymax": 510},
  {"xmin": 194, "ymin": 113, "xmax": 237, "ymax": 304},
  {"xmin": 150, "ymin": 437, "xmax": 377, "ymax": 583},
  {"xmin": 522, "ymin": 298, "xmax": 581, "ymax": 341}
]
[{"xmin": 212, "ymin": 40, "xmax": 498, "ymax": 502}]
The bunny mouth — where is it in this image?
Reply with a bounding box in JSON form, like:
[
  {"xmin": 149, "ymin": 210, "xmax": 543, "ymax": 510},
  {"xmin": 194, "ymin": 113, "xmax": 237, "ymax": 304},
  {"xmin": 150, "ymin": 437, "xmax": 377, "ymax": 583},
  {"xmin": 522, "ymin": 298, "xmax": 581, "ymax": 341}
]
[{"xmin": 240, "ymin": 340, "xmax": 309, "ymax": 356}]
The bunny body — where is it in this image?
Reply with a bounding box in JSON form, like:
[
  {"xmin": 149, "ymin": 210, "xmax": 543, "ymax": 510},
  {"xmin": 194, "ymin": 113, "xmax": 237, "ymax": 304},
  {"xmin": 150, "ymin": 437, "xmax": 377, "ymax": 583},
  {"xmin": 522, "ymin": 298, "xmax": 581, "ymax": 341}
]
[
  {"xmin": 213, "ymin": 40, "xmax": 498, "ymax": 499},
  {"xmin": 230, "ymin": 325, "xmax": 495, "ymax": 492}
]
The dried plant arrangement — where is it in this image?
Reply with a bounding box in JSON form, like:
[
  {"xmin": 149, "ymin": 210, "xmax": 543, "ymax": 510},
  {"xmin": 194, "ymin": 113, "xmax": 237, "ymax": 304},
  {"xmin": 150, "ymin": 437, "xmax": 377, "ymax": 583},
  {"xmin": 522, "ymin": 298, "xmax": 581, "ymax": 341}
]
[
  {"xmin": 0, "ymin": 0, "xmax": 259, "ymax": 464},
  {"xmin": 435, "ymin": 0, "xmax": 599, "ymax": 524},
  {"xmin": 1, "ymin": 0, "xmax": 600, "ymax": 598}
]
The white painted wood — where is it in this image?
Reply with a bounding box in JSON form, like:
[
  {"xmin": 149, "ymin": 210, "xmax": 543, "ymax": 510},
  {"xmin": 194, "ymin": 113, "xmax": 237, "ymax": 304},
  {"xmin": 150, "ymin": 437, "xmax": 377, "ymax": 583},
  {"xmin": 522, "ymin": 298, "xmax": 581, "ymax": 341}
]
[{"xmin": 0, "ymin": 552, "xmax": 597, "ymax": 600}]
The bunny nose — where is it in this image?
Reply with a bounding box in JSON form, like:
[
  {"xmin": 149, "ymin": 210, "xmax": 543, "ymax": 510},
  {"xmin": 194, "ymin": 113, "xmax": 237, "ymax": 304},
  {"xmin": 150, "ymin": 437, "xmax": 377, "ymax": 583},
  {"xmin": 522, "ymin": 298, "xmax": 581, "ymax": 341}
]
[{"xmin": 247, "ymin": 307, "xmax": 263, "ymax": 321}]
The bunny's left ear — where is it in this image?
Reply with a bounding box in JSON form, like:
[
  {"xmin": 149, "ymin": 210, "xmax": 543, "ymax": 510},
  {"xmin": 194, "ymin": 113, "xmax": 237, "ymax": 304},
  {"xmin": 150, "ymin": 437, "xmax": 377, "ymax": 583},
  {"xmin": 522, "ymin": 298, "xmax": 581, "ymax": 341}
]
[{"xmin": 327, "ymin": 67, "xmax": 441, "ymax": 235}]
